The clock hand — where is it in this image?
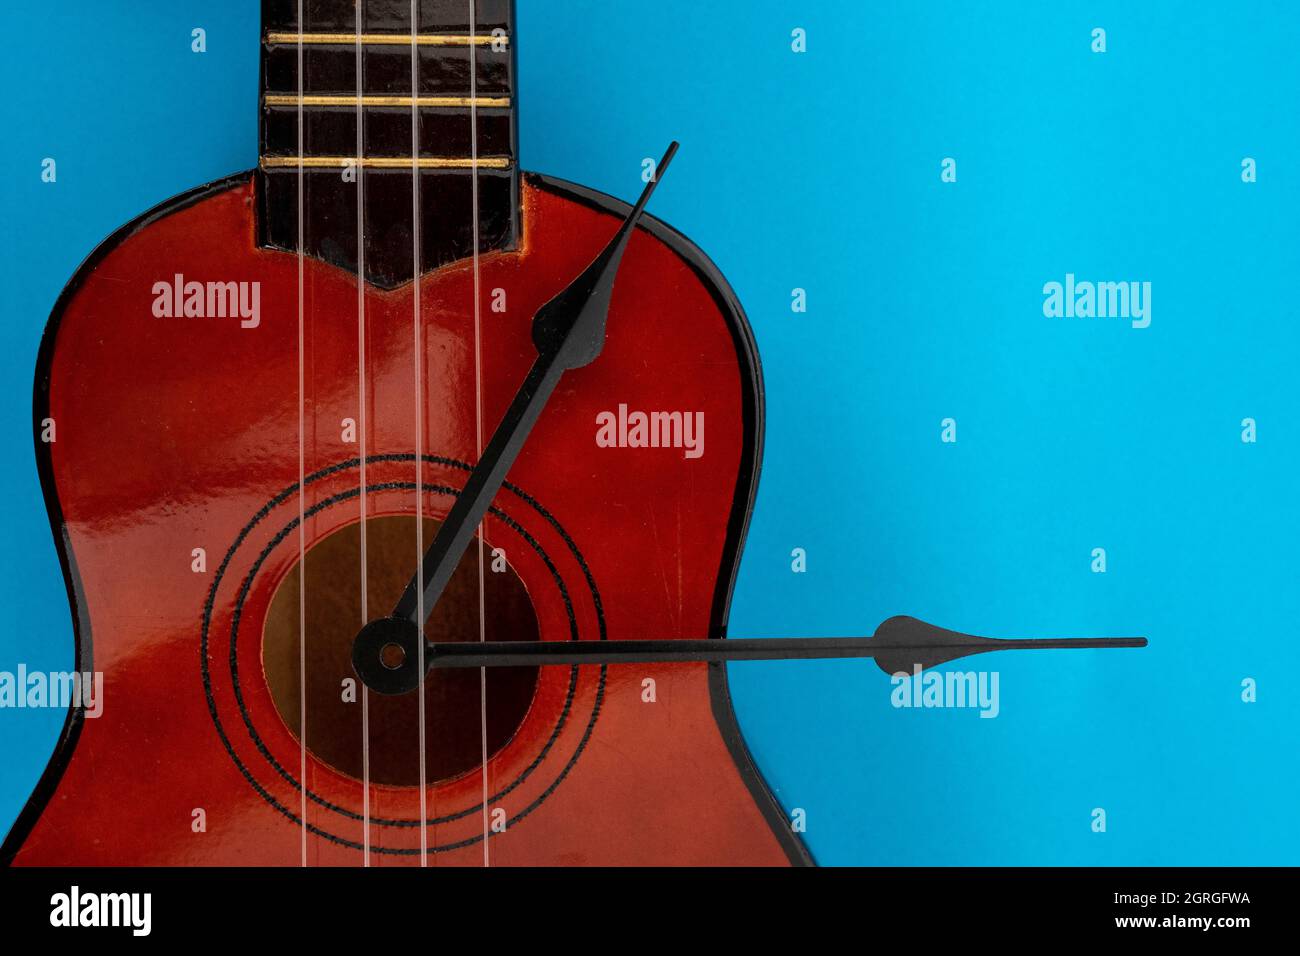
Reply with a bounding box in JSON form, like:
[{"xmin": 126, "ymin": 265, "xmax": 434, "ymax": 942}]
[
  {"xmin": 352, "ymin": 142, "xmax": 680, "ymax": 695},
  {"xmin": 368, "ymin": 616, "xmax": 1146, "ymax": 695},
  {"xmin": 423, "ymin": 617, "xmax": 1145, "ymax": 672},
  {"xmin": 424, "ymin": 631, "xmax": 1147, "ymax": 672}
]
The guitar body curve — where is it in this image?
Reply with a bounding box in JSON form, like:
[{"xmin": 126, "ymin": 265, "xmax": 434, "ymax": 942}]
[{"xmin": 5, "ymin": 171, "xmax": 811, "ymax": 866}]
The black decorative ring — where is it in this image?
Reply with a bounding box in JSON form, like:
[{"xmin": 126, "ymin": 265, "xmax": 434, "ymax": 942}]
[{"xmin": 200, "ymin": 454, "xmax": 607, "ymax": 855}]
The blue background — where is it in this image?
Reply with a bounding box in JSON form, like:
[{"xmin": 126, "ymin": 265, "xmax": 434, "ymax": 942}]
[{"xmin": 2, "ymin": 1, "xmax": 1296, "ymax": 864}]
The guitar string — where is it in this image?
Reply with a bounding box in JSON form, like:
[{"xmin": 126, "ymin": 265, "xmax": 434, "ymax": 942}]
[
  {"xmin": 355, "ymin": 0, "xmax": 372, "ymax": 868},
  {"xmin": 411, "ymin": 0, "xmax": 429, "ymax": 867},
  {"xmin": 469, "ymin": 0, "xmax": 492, "ymax": 867},
  {"xmin": 296, "ymin": 0, "xmax": 308, "ymax": 869}
]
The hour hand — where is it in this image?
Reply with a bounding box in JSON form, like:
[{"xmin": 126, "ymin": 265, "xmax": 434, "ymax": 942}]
[
  {"xmin": 532, "ymin": 141, "xmax": 679, "ymax": 368},
  {"xmin": 352, "ymin": 143, "xmax": 680, "ymax": 697}
]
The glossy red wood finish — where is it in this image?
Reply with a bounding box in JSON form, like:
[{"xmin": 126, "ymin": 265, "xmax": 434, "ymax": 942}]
[{"xmin": 12, "ymin": 175, "xmax": 796, "ymax": 865}]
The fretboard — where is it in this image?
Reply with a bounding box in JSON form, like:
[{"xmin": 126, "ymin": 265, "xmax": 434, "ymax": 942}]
[{"xmin": 257, "ymin": 0, "xmax": 519, "ymax": 288}]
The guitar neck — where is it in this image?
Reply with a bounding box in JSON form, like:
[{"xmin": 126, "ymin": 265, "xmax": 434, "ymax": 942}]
[{"xmin": 256, "ymin": 0, "xmax": 520, "ymax": 288}]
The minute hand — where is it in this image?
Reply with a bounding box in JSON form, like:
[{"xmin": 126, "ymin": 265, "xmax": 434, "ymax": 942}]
[{"xmin": 390, "ymin": 142, "xmax": 680, "ymax": 627}]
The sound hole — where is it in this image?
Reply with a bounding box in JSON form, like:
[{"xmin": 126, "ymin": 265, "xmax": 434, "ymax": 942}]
[{"xmin": 262, "ymin": 515, "xmax": 540, "ymax": 787}]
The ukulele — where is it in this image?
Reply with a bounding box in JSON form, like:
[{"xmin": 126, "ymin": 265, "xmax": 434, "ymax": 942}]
[{"xmin": 5, "ymin": 1, "xmax": 1143, "ymax": 867}]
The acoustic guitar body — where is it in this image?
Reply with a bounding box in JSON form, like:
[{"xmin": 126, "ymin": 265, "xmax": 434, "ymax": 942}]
[{"xmin": 6, "ymin": 170, "xmax": 809, "ymax": 866}]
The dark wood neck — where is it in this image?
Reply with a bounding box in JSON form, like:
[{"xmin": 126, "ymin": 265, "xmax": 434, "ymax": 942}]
[{"xmin": 257, "ymin": 0, "xmax": 519, "ymax": 289}]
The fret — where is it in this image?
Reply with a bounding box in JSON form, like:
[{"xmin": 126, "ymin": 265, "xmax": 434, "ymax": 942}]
[
  {"xmin": 263, "ymin": 94, "xmax": 510, "ymax": 108},
  {"xmin": 261, "ymin": 0, "xmax": 511, "ymax": 34},
  {"xmin": 261, "ymin": 156, "xmax": 512, "ymax": 169},
  {"xmin": 256, "ymin": 0, "xmax": 520, "ymax": 288},
  {"xmin": 265, "ymin": 32, "xmax": 507, "ymax": 46},
  {"xmin": 262, "ymin": 105, "xmax": 512, "ymax": 158},
  {"xmin": 263, "ymin": 46, "xmax": 511, "ymax": 98}
]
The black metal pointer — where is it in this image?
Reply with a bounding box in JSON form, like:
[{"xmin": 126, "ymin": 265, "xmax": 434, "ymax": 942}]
[
  {"xmin": 352, "ymin": 142, "xmax": 680, "ymax": 695},
  {"xmin": 365, "ymin": 614, "xmax": 1146, "ymax": 695},
  {"xmin": 423, "ymin": 617, "xmax": 1146, "ymax": 673}
]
